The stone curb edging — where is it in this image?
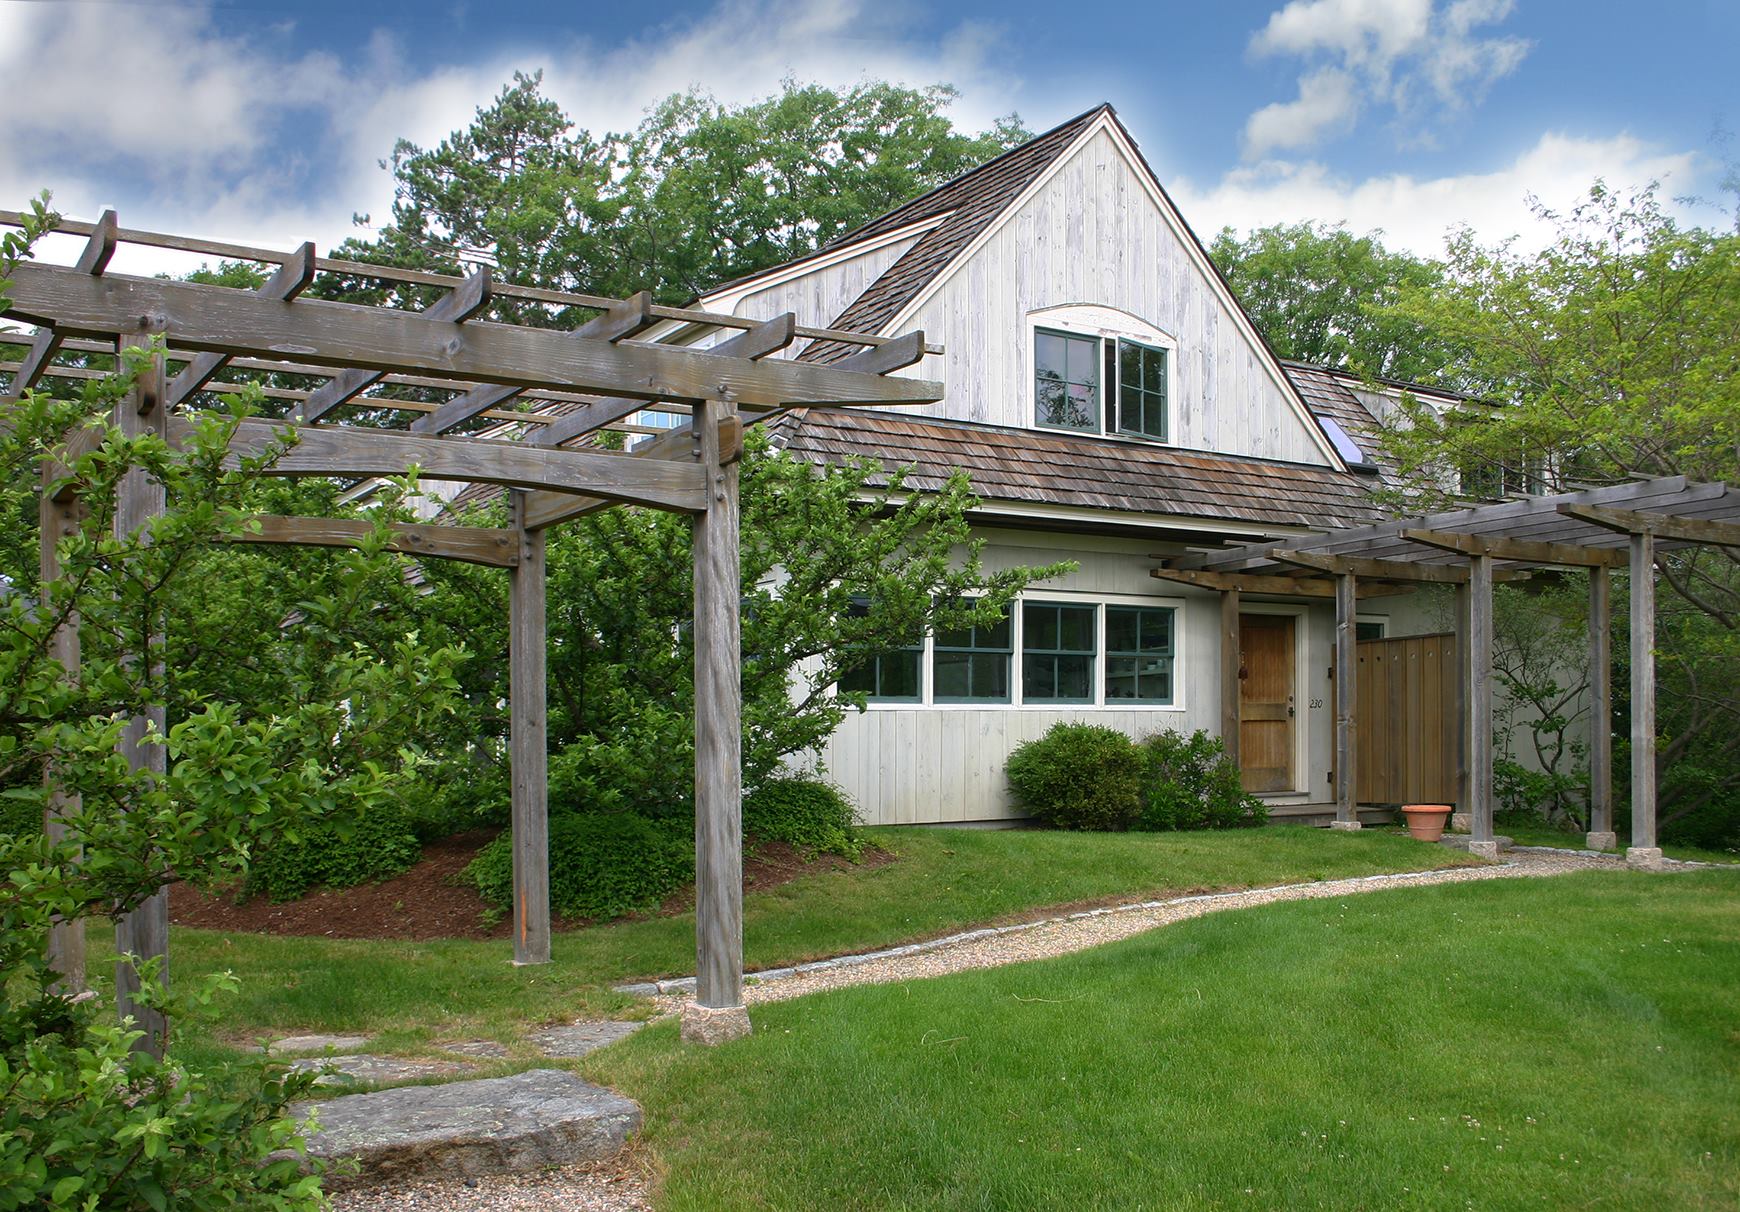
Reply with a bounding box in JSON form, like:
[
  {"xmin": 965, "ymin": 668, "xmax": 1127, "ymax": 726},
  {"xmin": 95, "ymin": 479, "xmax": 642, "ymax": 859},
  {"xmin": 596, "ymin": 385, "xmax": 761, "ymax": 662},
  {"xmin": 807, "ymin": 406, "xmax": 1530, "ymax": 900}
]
[{"xmin": 614, "ymin": 860, "xmax": 1532, "ymax": 998}]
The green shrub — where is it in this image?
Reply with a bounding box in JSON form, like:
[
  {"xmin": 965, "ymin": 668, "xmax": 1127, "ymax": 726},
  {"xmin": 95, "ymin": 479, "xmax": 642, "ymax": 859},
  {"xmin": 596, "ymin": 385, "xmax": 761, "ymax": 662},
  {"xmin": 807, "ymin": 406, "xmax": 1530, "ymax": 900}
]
[
  {"xmin": 744, "ymin": 777, "xmax": 862, "ymax": 859},
  {"xmin": 0, "ymin": 792, "xmax": 42, "ymax": 840},
  {"xmin": 466, "ymin": 811, "xmax": 695, "ymax": 921},
  {"xmin": 246, "ymin": 801, "xmax": 422, "ymax": 901},
  {"xmin": 1005, "ymin": 723, "xmax": 1143, "ymax": 830},
  {"xmin": 1135, "ymin": 729, "xmax": 1267, "ymax": 830}
]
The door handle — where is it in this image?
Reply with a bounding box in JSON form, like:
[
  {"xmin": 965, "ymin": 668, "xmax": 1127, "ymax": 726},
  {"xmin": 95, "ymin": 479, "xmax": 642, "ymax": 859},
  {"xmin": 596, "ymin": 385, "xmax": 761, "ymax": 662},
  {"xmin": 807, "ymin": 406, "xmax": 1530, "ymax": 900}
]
[{"xmin": 1288, "ymin": 705, "xmax": 1296, "ymax": 717}]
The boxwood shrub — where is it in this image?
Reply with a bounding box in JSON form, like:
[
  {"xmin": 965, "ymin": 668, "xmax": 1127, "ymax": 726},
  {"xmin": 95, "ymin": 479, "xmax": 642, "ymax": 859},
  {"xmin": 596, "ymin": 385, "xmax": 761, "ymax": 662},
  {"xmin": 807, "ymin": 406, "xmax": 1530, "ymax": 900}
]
[
  {"xmin": 743, "ymin": 777, "xmax": 862, "ymax": 859},
  {"xmin": 1136, "ymin": 728, "xmax": 1267, "ymax": 831},
  {"xmin": 466, "ymin": 810, "xmax": 694, "ymax": 922},
  {"xmin": 246, "ymin": 800, "xmax": 422, "ymax": 901},
  {"xmin": 1005, "ymin": 722, "xmax": 1143, "ymax": 830}
]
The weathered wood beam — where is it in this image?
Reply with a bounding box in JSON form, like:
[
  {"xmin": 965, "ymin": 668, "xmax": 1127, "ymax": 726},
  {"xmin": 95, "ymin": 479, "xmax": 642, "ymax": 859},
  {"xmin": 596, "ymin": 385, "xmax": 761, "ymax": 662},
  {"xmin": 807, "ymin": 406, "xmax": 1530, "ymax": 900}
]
[
  {"xmin": 226, "ymin": 515, "xmax": 519, "ymax": 567},
  {"xmin": 828, "ymin": 331, "xmax": 925, "ymax": 375},
  {"xmin": 39, "ymin": 480, "xmax": 86, "ymax": 993},
  {"xmin": 1467, "ymin": 553, "xmax": 1495, "ymax": 850},
  {"xmin": 688, "ymin": 397, "xmax": 749, "ymax": 1041},
  {"xmin": 165, "ymin": 241, "xmax": 316, "ymax": 408},
  {"xmin": 113, "ymin": 323, "xmax": 169, "ymax": 1057},
  {"xmin": 298, "ymin": 267, "xmax": 494, "ymax": 422},
  {"xmin": 1332, "ymin": 572, "xmax": 1359, "ymax": 828},
  {"xmin": 1629, "ymin": 531, "xmax": 1658, "ymax": 857},
  {"xmin": 520, "ymin": 414, "xmax": 743, "ymax": 531},
  {"xmin": 1401, "ymin": 527, "xmax": 1629, "ymax": 568},
  {"xmin": 1587, "ymin": 566, "xmax": 1614, "ymax": 846},
  {"xmin": 1149, "ymin": 567, "xmax": 1412, "ymax": 599},
  {"xmin": 2, "ymin": 211, "xmax": 118, "ymax": 400},
  {"xmin": 182, "ymin": 417, "xmax": 709, "ymax": 513},
  {"xmin": 77, "ymin": 210, "xmax": 119, "ymax": 275},
  {"xmin": 529, "ymin": 314, "xmax": 796, "ymax": 449},
  {"xmin": 1559, "ymin": 502, "xmax": 1740, "ymax": 548},
  {"xmin": 1268, "ymin": 549, "xmax": 1472, "ymax": 584},
  {"xmin": 411, "ymin": 291, "xmax": 658, "ymax": 436},
  {"xmin": 509, "ymin": 493, "xmax": 551, "ymax": 965},
  {"xmin": 1220, "ymin": 589, "xmax": 1240, "ymax": 770},
  {"xmin": 2, "ymin": 262, "xmax": 945, "ymax": 409}
]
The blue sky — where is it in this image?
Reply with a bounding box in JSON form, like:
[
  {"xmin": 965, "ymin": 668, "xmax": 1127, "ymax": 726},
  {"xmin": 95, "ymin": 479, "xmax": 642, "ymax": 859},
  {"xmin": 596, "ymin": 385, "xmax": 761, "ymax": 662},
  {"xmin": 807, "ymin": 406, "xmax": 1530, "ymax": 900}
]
[{"xmin": 5, "ymin": 0, "xmax": 1735, "ymax": 276}]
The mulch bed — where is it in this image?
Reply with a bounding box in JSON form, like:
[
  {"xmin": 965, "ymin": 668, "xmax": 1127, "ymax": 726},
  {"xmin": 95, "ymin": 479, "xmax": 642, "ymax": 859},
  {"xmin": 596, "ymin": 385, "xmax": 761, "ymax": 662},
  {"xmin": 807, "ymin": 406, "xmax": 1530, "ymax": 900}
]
[{"xmin": 169, "ymin": 830, "xmax": 893, "ymax": 942}]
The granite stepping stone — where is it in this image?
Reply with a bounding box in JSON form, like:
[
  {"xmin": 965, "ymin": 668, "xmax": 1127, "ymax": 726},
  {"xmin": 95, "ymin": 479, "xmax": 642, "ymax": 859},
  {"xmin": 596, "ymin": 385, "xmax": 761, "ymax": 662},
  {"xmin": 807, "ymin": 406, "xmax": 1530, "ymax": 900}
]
[
  {"xmin": 298, "ymin": 1068, "xmax": 641, "ymax": 1187},
  {"xmin": 289, "ymin": 1053, "xmax": 473, "ymax": 1087},
  {"xmin": 525, "ymin": 1020, "xmax": 643, "ymax": 1059},
  {"xmin": 268, "ymin": 1033, "xmax": 372, "ymax": 1055}
]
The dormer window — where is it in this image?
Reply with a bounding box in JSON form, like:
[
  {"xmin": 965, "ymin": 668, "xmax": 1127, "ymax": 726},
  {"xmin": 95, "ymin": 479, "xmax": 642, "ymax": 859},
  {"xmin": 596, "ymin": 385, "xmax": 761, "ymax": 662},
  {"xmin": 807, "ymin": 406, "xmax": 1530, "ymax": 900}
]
[{"xmin": 1031, "ymin": 309, "xmax": 1174, "ymax": 441}]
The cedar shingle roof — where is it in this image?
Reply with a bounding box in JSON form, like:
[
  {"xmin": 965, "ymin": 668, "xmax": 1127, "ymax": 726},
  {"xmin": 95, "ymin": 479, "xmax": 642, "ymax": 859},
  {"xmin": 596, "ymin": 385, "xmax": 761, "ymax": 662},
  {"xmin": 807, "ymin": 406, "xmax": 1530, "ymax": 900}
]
[
  {"xmin": 770, "ymin": 408, "xmax": 1384, "ymax": 532},
  {"xmin": 794, "ymin": 107, "xmax": 1108, "ymax": 364},
  {"xmin": 1283, "ymin": 362, "xmax": 1397, "ymax": 480}
]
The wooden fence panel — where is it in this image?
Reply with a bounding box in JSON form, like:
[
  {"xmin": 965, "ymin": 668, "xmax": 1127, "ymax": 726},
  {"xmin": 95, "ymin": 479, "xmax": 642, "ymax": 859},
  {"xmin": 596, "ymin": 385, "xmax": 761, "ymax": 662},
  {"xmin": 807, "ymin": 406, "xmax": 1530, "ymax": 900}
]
[{"xmin": 1354, "ymin": 633, "xmax": 1459, "ymax": 805}]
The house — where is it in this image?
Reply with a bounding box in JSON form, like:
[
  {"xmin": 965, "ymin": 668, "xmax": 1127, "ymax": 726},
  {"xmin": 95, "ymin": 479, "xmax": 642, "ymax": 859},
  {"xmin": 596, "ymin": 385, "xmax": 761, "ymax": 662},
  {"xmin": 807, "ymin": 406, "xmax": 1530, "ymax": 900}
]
[{"xmin": 641, "ymin": 103, "xmax": 1476, "ymax": 827}]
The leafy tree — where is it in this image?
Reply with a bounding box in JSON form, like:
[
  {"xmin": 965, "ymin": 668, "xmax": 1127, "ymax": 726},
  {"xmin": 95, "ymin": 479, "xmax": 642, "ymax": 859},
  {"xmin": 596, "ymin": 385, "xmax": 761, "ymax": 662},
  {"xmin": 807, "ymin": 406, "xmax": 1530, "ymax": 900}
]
[
  {"xmin": 429, "ymin": 432, "xmax": 1071, "ymax": 820},
  {"xmin": 0, "ymin": 201, "xmax": 463, "ymax": 1206},
  {"xmin": 1382, "ymin": 184, "xmax": 1740, "ymax": 845},
  {"xmin": 325, "ymin": 73, "xmax": 1029, "ymax": 306},
  {"xmin": 1209, "ymin": 220, "xmax": 1456, "ymax": 383}
]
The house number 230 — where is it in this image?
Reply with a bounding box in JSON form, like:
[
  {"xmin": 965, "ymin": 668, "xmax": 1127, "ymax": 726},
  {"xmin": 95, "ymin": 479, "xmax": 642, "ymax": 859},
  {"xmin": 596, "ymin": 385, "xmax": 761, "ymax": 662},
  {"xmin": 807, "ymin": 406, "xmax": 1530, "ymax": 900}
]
[{"xmin": 1308, "ymin": 698, "xmax": 1324, "ymax": 709}]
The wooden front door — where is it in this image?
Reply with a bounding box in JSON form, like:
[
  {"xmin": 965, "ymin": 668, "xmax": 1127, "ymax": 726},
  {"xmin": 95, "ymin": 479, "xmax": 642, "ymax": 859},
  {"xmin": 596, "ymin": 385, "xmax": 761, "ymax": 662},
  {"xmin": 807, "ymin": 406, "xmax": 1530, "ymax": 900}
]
[{"xmin": 1239, "ymin": 614, "xmax": 1296, "ymax": 793}]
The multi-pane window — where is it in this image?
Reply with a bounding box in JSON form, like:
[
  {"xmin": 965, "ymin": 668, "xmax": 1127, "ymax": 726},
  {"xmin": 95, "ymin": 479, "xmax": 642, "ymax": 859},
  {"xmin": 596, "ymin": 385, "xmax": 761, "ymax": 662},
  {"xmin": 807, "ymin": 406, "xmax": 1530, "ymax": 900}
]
[
  {"xmin": 1116, "ymin": 339, "xmax": 1168, "ymax": 440},
  {"xmin": 1034, "ymin": 329, "xmax": 1100, "ymax": 431},
  {"xmin": 837, "ymin": 601, "xmax": 922, "ymax": 701},
  {"xmin": 1104, "ymin": 605, "xmax": 1174, "ymax": 704},
  {"xmin": 1034, "ymin": 326, "xmax": 1169, "ymax": 440},
  {"xmin": 932, "ymin": 606, "xmax": 1012, "ymax": 702},
  {"xmin": 1021, "ymin": 601, "xmax": 1096, "ymax": 703}
]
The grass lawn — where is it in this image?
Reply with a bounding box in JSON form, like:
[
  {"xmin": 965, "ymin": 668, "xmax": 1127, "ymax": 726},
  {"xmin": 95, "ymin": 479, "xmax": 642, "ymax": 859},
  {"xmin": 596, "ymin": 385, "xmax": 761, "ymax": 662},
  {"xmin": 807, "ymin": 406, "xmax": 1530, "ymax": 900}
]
[
  {"xmin": 132, "ymin": 826, "xmax": 1475, "ymax": 1059},
  {"xmin": 1491, "ymin": 814, "xmax": 1740, "ymax": 865},
  {"xmin": 589, "ymin": 869, "xmax": 1740, "ymax": 1211}
]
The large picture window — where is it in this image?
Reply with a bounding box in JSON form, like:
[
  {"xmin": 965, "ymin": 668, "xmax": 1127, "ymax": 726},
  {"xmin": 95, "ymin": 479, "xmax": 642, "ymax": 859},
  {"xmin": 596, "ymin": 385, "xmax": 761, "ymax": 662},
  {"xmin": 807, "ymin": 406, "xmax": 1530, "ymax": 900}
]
[
  {"xmin": 1104, "ymin": 605, "xmax": 1174, "ymax": 704},
  {"xmin": 1021, "ymin": 601, "xmax": 1096, "ymax": 703},
  {"xmin": 932, "ymin": 606, "xmax": 1012, "ymax": 702},
  {"xmin": 1034, "ymin": 329, "xmax": 1100, "ymax": 431}
]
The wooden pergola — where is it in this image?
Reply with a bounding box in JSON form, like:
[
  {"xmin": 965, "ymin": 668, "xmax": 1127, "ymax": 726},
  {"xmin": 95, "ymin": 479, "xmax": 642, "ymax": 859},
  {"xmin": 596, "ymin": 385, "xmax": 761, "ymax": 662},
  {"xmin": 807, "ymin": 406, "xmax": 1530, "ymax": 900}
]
[
  {"xmin": 1155, "ymin": 476, "xmax": 1740, "ymax": 863},
  {"xmin": 3, "ymin": 210, "xmax": 943, "ymax": 1051}
]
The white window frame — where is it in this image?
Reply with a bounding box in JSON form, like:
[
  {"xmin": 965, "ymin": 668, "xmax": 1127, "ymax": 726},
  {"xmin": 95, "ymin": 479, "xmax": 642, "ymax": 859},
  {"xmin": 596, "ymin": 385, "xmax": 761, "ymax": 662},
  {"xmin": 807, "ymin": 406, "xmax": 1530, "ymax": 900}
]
[
  {"xmin": 854, "ymin": 588, "xmax": 1189, "ymax": 713},
  {"xmin": 1027, "ymin": 305, "xmax": 1178, "ymax": 444}
]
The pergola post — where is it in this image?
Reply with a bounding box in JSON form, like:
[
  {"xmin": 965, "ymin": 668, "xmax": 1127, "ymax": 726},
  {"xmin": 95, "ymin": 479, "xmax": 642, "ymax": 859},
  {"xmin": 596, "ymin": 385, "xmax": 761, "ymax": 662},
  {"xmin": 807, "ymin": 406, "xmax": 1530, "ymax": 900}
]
[
  {"xmin": 1219, "ymin": 589, "xmax": 1240, "ymax": 769},
  {"xmin": 1586, "ymin": 566, "xmax": 1616, "ymax": 851},
  {"xmin": 1451, "ymin": 582, "xmax": 1472, "ymax": 833},
  {"xmin": 508, "ymin": 493, "xmax": 551, "ymax": 965},
  {"xmin": 1330, "ymin": 572, "xmax": 1360, "ymax": 829},
  {"xmin": 1465, "ymin": 553, "xmax": 1498, "ymax": 859},
  {"xmin": 113, "ymin": 324, "xmax": 170, "ymax": 1057},
  {"xmin": 683, "ymin": 397, "xmax": 750, "ymax": 1045},
  {"xmin": 1626, "ymin": 531, "xmax": 1662, "ymax": 868},
  {"xmin": 39, "ymin": 481, "xmax": 85, "ymax": 993}
]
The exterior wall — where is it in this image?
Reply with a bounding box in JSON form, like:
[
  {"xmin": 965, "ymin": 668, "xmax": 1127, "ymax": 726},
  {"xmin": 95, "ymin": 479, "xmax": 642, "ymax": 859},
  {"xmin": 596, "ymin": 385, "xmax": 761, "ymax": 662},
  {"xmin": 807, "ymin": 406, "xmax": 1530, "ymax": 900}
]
[
  {"xmin": 809, "ymin": 527, "xmax": 1344, "ymax": 825},
  {"xmin": 707, "ymin": 232, "xmax": 926, "ymax": 349},
  {"xmin": 891, "ymin": 127, "xmax": 1332, "ymax": 466}
]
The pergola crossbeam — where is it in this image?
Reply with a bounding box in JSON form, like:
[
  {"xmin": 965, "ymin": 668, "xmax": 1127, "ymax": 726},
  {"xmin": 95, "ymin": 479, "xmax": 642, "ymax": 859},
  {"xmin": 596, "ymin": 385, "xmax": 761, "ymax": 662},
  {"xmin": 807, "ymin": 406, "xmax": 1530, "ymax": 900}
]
[
  {"xmin": 4, "ymin": 262, "xmax": 943, "ymax": 409},
  {"xmin": 1560, "ymin": 502, "xmax": 1740, "ymax": 547},
  {"xmin": 1400, "ymin": 527, "xmax": 1630, "ymax": 568},
  {"xmin": 227, "ymin": 515, "xmax": 520, "ymax": 567},
  {"xmin": 298, "ymin": 268, "xmax": 495, "ymax": 421},
  {"xmin": 166, "ymin": 242, "xmax": 317, "ymax": 408},
  {"xmin": 1149, "ymin": 567, "xmax": 1411, "ymax": 598}
]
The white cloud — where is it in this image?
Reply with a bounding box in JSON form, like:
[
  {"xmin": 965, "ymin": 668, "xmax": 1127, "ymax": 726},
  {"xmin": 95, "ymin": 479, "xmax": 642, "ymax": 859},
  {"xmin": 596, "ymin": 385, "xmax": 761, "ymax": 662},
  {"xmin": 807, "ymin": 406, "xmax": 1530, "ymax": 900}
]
[
  {"xmin": 1242, "ymin": 68, "xmax": 1360, "ymax": 159},
  {"xmin": 1243, "ymin": 0, "xmax": 1530, "ymax": 156},
  {"xmin": 1174, "ymin": 131, "xmax": 1712, "ymax": 259},
  {"xmin": 3, "ymin": 0, "xmax": 1024, "ymax": 280}
]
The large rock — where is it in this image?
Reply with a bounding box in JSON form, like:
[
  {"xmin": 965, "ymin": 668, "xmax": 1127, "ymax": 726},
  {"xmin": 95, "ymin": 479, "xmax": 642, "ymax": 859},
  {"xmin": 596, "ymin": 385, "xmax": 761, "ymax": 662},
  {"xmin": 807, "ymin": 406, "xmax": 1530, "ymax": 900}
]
[
  {"xmin": 300, "ymin": 1069, "xmax": 640, "ymax": 1187},
  {"xmin": 289, "ymin": 1053, "xmax": 472, "ymax": 1087}
]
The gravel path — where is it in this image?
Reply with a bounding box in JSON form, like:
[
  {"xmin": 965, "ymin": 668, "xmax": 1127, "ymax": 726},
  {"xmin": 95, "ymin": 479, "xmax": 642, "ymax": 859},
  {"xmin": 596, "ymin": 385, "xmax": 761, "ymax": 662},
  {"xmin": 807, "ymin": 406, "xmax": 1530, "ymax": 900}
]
[
  {"xmin": 334, "ymin": 847, "xmax": 1703, "ymax": 1210},
  {"xmin": 663, "ymin": 849, "xmax": 1642, "ymax": 1010}
]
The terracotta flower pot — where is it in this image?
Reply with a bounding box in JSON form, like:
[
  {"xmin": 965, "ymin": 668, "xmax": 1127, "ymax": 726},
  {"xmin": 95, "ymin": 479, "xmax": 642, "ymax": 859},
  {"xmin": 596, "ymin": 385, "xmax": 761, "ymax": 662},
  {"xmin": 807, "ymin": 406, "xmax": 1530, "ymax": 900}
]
[{"xmin": 1400, "ymin": 804, "xmax": 1452, "ymax": 842}]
